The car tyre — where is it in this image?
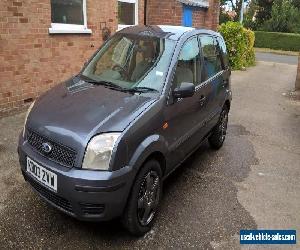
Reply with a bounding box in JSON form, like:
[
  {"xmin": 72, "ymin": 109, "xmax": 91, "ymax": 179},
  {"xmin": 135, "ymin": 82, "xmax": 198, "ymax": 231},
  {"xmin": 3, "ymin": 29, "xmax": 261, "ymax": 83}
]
[
  {"xmin": 208, "ymin": 106, "xmax": 229, "ymax": 150},
  {"xmin": 122, "ymin": 159, "xmax": 162, "ymax": 236}
]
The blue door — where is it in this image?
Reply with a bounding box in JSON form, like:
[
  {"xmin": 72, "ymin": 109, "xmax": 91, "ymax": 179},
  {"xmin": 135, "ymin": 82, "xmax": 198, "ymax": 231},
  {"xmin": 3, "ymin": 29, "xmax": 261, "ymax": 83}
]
[{"xmin": 182, "ymin": 5, "xmax": 193, "ymax": 27}]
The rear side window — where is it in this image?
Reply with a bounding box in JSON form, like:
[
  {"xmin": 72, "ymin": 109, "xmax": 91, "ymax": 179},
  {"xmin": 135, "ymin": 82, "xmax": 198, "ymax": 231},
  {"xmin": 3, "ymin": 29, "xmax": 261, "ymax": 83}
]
[
  {"xmin": 173, "ymin": 37, "xmax": 201, "ymax": 87},
  {"xmin": 200, "ymin": 35, "xmax": 223, "ymax": 80}
]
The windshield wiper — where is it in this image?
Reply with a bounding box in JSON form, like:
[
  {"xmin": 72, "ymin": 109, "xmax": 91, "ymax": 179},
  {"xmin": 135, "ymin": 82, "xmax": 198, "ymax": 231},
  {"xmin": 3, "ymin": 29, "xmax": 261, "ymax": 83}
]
[
  {"xmin": 77, "ymin": 74, "xmax": 98, "ymax": 83},
  {"xmin": 129, "ymin": 87, "xmax": 159, "ymax": 93},
  {"xmin": 80, "ymin": 76, "xmax": 112, "ymax": 86},
  {"xmin": 78, "ymin": 75, "xmax": 159, "ymax": 94},
  {"xmin": 79, "ymin": 75, "xmax": 124, "ymax": 90}
]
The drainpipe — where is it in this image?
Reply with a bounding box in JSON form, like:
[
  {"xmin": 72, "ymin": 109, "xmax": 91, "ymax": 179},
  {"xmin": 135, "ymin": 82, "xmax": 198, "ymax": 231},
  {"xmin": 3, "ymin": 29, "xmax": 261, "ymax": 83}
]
[{"xmin": 144, "ymin": 0, "xmax": 148, "ymax": 25}]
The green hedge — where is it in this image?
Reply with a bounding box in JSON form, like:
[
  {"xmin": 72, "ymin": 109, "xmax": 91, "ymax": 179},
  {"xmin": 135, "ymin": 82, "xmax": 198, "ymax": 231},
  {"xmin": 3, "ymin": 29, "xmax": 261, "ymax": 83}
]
[
  {"xmin": 255, "ymin": 31, "xmax": 300, "ymax": 51},
  {"xmin": 218, "ymin": 22, "xmax": 256, "ymax": 70}
]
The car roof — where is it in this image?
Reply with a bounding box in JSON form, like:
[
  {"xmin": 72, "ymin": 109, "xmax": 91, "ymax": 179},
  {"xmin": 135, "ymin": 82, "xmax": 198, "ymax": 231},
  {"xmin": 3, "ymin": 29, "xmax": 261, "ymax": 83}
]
[{"xmin": 118, "ymin": 25, "xmax": 220, "ymax": 41}]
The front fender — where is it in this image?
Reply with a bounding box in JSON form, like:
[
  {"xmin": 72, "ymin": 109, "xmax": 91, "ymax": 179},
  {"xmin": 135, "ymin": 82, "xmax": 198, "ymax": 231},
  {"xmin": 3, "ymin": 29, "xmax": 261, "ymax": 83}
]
[{"xmin": 128, "ymin": 134, "xmax": 169, "ymax": 173}]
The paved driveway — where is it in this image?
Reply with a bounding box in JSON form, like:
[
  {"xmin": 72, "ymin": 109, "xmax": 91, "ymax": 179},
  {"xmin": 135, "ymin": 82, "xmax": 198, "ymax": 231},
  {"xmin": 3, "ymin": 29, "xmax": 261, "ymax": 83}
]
[{"xmin": 0, "ymin": 61, "xmax": 299, "ymax": 249}]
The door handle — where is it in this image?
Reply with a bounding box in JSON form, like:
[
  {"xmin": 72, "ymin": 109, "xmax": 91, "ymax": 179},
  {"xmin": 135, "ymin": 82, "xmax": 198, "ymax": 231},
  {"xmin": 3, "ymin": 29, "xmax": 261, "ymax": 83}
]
[{"xmin": 198, "ymin": 95, "xmax": 206, "ymax": 106}]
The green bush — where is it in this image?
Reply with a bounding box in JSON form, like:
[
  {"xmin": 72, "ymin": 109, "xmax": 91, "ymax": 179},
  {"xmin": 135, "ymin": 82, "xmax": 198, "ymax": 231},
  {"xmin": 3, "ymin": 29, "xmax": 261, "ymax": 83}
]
[
  {"xmin": 255, "ymin": 31, "xmax": 300, "ymax": 51},
  {"xmin": 245, "ymin": 29, "xmax": 256, "ymax": 66},
  {"xmin": 218, "ymin": 22, "xmax": 256, "ymax": 70}
]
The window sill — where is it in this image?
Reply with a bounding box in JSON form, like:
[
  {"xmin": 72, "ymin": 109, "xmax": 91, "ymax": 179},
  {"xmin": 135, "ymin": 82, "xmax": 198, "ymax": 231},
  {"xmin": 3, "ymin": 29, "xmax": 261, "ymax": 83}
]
[{"xmin": 49, "ymin": 28, "xmax": 92, "ymax": 34}]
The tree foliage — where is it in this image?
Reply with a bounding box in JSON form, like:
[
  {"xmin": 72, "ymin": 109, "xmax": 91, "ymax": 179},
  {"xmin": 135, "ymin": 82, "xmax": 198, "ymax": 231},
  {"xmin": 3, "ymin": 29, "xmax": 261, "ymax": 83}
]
[
  {"xmin": 243, "ymin": 0, "xmax": 260, "ymax": 29},
  {"xmin": 255, "ymin": 0, "xmax": 274, "ymax": 26},
  {"xmin": 262, "ymin": 0, "xmax": 300, "ymax": 33},
  {"xmin": 291, "ymin": 0, "xmax": 300, "ymax": 8},
  {"xmin": 220, "ymin": 0, "xmax": 245, "ymax": 22},
  {"xmin": 220, "ymin": 0, "xmax": 300, "ymax": 33},
  {"xmin": 241, "ymin": 0, "xmax": 300, "ymax": 33},
  {"xmin": 219, "ymin": 11, "xmax": 233, "ymax": 24}
]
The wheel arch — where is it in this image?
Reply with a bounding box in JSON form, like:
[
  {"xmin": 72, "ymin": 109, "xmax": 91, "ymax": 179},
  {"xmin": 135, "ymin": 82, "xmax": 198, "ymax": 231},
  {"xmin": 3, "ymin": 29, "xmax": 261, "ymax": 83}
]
[
  {"xmin": 142, "ymin": 151, "xmax": 166, "ymax": 176},
  {"xmin": 128, "ymin": 134, "xmax": 168, "ymax": 177}
]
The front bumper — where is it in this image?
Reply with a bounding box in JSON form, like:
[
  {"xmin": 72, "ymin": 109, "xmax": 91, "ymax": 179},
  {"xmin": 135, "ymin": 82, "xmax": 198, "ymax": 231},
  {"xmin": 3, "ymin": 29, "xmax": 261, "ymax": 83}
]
[{"xmin": 18, "ymin": 135, "xmax": 136, "ymax": 221}]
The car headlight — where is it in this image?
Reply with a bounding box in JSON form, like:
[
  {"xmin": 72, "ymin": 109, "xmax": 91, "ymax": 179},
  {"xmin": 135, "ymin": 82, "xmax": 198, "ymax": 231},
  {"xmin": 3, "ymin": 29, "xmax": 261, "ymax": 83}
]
[
  {"xmin": 23, "ymin": 101, "xmax": 35, "ymax": 137},
  {"xmin": 82, "ymin": 133, "xmax": 121, "ymax": 170}
]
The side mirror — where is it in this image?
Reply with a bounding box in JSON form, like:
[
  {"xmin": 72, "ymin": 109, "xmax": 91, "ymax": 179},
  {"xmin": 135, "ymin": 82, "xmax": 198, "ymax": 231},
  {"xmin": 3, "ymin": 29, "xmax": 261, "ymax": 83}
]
[{"xmin": 173, "ymin": 82, "xmax": 195, "ymax": 99}]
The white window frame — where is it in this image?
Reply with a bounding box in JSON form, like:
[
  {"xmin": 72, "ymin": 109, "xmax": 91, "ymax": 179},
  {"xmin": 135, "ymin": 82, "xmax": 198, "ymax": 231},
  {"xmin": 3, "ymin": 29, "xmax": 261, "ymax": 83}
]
[
  {"xmin": 49, "ymin": 0, "xmax": 92, "ymax": 34},
  {"xmin": 118, "ymin": 0, "xmax": 139, "ymax": 31}
]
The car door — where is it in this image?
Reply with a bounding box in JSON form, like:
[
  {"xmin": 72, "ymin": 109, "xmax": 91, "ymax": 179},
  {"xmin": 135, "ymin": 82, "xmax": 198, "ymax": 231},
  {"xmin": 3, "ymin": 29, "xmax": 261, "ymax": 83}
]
[
  {"xmin": 216, "ymin": 36, "xmax": 231, "ymax": 106},
  {"xmin": 199, "ymin": 35, "xmax": 225, "ymax": 133},
  {"xmin": 163, "ymin": 36, "xmax": 210, "ymax": 170}
]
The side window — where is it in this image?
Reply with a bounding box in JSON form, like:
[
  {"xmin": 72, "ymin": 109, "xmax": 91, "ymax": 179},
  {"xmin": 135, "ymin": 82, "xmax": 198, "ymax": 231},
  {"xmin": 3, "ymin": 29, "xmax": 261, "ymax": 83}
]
[
  {"xmin": 173, "ymin": 37, "xmax": 201, "ymax": 87},
  {"xmin": 214, "ymin": 37, "xmax": 224, "ymax": 72},
  {"xmin": 217, "ymin": 37, "xmax": 227, "ymax": 54},
  {"xmin": 200, "ymin": 36, "xmax": 223, "ymax": 80},
  {"xmin": 217, "ymin": 36, "xmax": 229, "ymax": 68}
]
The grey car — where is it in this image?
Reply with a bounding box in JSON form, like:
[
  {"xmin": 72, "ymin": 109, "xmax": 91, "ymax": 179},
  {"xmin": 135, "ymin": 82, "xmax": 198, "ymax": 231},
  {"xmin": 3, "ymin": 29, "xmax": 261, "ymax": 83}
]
[{"xmin": 18, "ymin": 25, "xmax": 232, "ymax": 236}]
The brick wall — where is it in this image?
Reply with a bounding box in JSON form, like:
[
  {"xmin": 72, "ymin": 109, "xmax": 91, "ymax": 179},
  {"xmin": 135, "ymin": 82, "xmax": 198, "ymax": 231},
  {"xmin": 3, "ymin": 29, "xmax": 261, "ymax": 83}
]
[
  {"xmin": 147, "ymin": 0, "xmax": 220, "ymax": 30},
  {"xmin": 147, "ymin": 0, "xmax": 182, "ymax": 26},
  {"xmin": 204, "ymin": 0, "xmax": 220, "ymax": 30},
  {"xmin": 0, "ymin": 0, "xmax": 220, "ymax": 116},
  {"xmin": 0, "ymin": 0, "xmax": 117, "ymax": 116},
  {"xmin": 139, "ymin": 0, "xmax": 145, "ymax": 25}
]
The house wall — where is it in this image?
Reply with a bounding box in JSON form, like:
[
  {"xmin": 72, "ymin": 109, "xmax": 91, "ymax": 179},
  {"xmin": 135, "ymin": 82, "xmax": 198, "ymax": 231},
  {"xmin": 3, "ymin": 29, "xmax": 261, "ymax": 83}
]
[
  {"xmin": 0, "ymin": 0, "xmax": 220, "ymax": 116},
  {"xmin": 0, "ymin": 0, "xmax": 117, "ymax": 116},
  {"xmin": 147, "ymin": 0, "xmax": 220, "ymax": 30}
]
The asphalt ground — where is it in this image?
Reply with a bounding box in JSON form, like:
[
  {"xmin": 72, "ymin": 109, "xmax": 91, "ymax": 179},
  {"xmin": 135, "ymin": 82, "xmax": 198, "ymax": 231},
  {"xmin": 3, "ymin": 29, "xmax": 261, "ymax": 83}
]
[{"xmin": 255, "ymin": 52, "xmax": 298, "ymax": 65}]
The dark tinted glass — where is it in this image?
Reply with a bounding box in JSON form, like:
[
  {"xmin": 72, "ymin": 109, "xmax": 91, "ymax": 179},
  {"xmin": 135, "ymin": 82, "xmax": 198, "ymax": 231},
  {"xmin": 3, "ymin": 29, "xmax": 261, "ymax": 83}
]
[
  {"xmin": 51, "ymin": 0, "xmax": 84, "ymax": 25},
  {"xmin": 118, "ymin": 2, "xmax": 135, "ymax": 25},
  {"xmin": 200, "ymin": 36, "xmax": 222, "ymax": 80},
  {"xmin": 173, "ymin": 37, "xmax": 201, "ymax": 87}
]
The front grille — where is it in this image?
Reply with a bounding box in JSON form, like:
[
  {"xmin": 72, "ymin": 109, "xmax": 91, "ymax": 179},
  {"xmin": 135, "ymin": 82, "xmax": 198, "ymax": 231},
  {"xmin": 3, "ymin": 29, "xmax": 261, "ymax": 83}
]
[
  {"xmin": 26, "ymin": 174, "xmax": 73, "ymax": 213},
  {"xmin": 80, "ymin": 203, "xmax": 105, "ymax": 215},
  {"xmin": 27, "ymin": 129, "xmax": 76, "ymax": 168}
]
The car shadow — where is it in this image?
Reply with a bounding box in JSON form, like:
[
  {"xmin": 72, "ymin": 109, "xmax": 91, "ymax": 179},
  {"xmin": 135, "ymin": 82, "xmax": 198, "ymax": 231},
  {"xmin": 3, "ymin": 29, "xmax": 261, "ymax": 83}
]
[{"xmin": 0, "ymin": 124, "xmax": 258, "ymax": 249}]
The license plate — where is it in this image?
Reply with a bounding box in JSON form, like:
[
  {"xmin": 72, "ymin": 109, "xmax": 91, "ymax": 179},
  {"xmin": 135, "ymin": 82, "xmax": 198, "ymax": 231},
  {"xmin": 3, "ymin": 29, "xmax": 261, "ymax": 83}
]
[{"xmin": 26, "ymin": 157, "xmax": 57, "ymax": 192}]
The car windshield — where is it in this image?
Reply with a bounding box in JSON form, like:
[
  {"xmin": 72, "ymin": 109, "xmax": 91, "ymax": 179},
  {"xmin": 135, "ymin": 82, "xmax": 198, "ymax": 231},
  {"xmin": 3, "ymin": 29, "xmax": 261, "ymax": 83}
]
[{"xmin": 82, "ymin": 34, "xmax": 175, "ymax": 93}]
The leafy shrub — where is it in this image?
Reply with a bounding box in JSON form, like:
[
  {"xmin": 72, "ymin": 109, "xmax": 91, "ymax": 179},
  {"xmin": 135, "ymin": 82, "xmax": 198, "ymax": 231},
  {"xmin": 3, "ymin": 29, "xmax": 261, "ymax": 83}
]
[
  {"xmin": 244, "ymin": 29, "xmax": 256, "ymax": 66},
  {"xmin": 218, "ymin": 22, "xmax": 256, "ymax": 70},
  {"xmin": 255, "ymin": 31, "xmax": 300, "ymax": 51}
]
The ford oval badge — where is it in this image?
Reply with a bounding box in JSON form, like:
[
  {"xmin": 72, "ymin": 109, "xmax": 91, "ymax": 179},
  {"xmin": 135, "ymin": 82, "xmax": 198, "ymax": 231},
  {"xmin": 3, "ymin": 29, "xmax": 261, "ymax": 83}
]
[{"xmin": 41, "ymin": 142, "xmax": 52, "ymax": 154}]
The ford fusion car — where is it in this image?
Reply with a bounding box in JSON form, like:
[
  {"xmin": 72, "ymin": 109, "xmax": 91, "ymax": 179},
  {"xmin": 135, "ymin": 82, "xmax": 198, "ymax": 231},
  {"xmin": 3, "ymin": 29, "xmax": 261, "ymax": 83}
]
[{"xmin": 18, "ymin": 25, "xmax": 231, "ymax": 236}]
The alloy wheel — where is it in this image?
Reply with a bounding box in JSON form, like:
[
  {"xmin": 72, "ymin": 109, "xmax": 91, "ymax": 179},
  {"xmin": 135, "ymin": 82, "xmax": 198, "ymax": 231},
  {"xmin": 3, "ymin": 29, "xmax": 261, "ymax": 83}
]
[
  {"xmin": 219, "ymin": 110, "xmax": 228, "ymax": 142},
  {"xmin": 137, "ymin": 170, "xmax": 160, "ymax": 226}
]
